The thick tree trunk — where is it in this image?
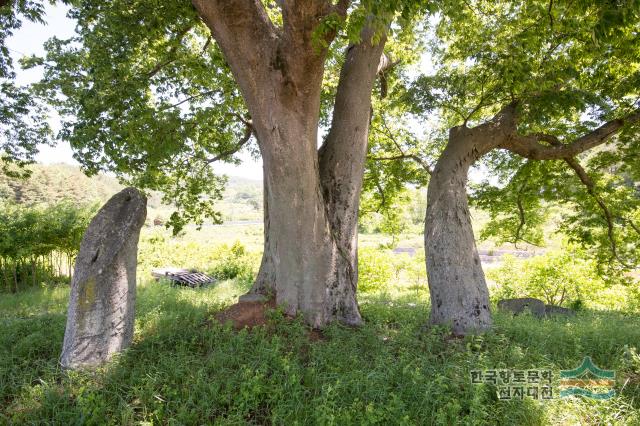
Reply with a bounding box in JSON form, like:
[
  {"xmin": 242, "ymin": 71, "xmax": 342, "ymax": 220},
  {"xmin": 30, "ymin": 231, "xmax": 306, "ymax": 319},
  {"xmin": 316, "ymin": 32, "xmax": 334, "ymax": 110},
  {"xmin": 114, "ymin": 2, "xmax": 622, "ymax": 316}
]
[
  {"xmin": 247, "ymin": 146, "xmax": 360, "ymax": 327},
  {"xmin": 193, "ymin": 1, "xmax": 384, "ymax": 327},
  {"xmin": 240, "ymin": 28, "xmax": 385, "ymax": 326},
  {"xmin": 318, "ymin": 28, "xmax": 387, "ymax": 323},
  {"xmin": 425, "ymin": 126, "xmax": 492, "ymax": 334},
  {"xmin": 252, "ymin": 105, "xmax": 358, "ymax": 326}
]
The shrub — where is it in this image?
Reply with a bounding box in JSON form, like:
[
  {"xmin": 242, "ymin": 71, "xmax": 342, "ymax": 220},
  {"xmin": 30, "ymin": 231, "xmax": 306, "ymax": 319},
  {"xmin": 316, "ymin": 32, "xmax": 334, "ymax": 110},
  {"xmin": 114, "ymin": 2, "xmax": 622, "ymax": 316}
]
[
  {"xmin": 138, "ymin": 237, "xmax": 259, "ymax": 285},
  {"xmin": 357, "ymin": 247, "xmax": 394, "ymax": 292},
  {"xmin": 0, "ymin": 201, "xmax": 96, "ymax": 292},
  {"xmin": 209, "ymin": 241, "xmax": 257, "ymax": 282},
  {"xmin": 487, "ymin": 246, "xmax": 618, "ymax": 309}
]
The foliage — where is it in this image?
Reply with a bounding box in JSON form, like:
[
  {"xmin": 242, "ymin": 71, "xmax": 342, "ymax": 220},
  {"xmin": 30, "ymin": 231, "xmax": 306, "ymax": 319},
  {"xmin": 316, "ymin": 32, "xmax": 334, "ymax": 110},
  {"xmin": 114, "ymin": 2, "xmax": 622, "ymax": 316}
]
[
  {"xmin": 357, "ymin": 247, "xmax": 394, "ymax": 292},
  {"xmin": 17, "ymin": 0, "xmax": 424, "ymax": 233},
  {"xmin": 0, "ymin": 0, "xmax": 53, "ymax": 176},
  {"xmin": 486, "ymin": 246, "xmax": 632, "ymax": 309},
  {"xmin": 362, "ymin": 111, "xmax": 433, "ymax": 218},
  {"xmin": 473, "ymin": 161, "xmax": 548, "ymax": 247},
  {"xmin": 394, "ymin": 0, "xmax": 640, "ymax": 272},
  {"xmin": 359, "ymin": 188, "xmax": 424, "ymax": 246},
  {"xmin": 0, "ymin": 200, "xmax": 96, "ymax": 292},
  {"xmin": 25, "ymin": 0, "xmax": 247, "ymax": 232},
  {"xmin": 20, "ymin": 0, "xmax": 437, "ymax": 233},
  {"xmin": 0, "ymin": 162, "xmax": 124, "ymax": 205},
  {"xmin": 0, "ymin": 162, "xmax": 264, "ymax": 223},
  {"xmin": 208, "ymin": 241, "xmax": 257, "ymax": 284},
  {"xmin": 1, "ymin": 280, "xmax": 640, "ymax": 424},
  {"xmin": 138, "ymin": 235, "xmax": 260, "ymax": 286}
]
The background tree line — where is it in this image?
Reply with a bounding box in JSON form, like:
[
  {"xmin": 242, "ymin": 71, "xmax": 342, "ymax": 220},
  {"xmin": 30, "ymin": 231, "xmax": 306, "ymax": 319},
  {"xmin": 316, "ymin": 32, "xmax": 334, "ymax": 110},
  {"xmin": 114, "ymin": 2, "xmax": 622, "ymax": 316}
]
[{"xmin": 0, "ymin": 201, "xmax": 96, "ymax": 292}]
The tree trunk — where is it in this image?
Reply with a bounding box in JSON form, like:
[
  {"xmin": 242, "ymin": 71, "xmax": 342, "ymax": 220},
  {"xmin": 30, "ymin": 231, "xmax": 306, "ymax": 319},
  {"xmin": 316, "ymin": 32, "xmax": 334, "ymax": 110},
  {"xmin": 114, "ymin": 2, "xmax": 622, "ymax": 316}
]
[
  {"xmin": 425, "ymin": 126, "xmax": 492, "ymax": 334},
  {"xmin": 12, "ymin": 262, "xmax": 18, "ymax": 293},
  {"xmin": 193, "ymin": 2, "xmax": 384, "ymax": 327},
  {"xmin": 1, "ymin": 259, "xmax": 9, "ymax": 292},
  {"xmin": 244, "ymin": 111, "xmax": 364, "ymax": 326},
  {"xmin": 318, "ymin": 28, "xmax": 387, "ymax": 322},
  {"xmin": 239, "ymin": 29, "xmax": 385, "ymax": 326},
  {"xmin": 248, "ymin": 102, "xmax": 355, "ymax": 326}
]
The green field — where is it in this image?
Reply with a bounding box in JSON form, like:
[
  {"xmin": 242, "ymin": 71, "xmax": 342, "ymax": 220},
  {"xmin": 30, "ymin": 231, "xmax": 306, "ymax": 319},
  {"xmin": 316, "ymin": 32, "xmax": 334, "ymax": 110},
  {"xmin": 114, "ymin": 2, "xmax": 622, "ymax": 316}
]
[{"xmin": 2, "ymin": 275, "xmax": 640, "ymax": 424}]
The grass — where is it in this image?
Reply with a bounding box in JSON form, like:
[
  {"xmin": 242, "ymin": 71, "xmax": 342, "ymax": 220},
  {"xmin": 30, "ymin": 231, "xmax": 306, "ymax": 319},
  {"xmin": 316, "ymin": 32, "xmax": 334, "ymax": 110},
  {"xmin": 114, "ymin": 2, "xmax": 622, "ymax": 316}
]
[{"xmin": 1, "ymin": 279, "xmax": 639, "ymax": 425}]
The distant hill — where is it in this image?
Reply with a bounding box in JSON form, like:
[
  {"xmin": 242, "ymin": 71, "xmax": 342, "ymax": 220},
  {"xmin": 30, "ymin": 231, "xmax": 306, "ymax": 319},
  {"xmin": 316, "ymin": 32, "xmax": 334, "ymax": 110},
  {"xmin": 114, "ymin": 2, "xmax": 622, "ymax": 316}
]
[
  {"xmin": 0, "ymin": 163, "xmax": 123, "ymax": 206},
  {"xmin": 0, "ymin": 164, "xmax": 263, "ymax": 222}
]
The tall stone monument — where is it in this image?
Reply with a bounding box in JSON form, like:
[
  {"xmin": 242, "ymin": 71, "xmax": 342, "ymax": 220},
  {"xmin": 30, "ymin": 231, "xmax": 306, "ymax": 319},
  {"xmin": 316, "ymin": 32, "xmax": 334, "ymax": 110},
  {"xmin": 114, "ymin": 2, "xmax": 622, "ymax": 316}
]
[{"xmin": 60, "ymin": 187, "xmax": 147, "ymax": 369}]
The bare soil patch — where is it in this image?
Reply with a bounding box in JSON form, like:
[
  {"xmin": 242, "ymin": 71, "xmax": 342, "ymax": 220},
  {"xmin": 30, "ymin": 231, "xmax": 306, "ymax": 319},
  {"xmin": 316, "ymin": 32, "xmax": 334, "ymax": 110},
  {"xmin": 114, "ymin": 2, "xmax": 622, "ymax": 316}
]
[{"xmin": 212, "ymin": 299, "xmax": 326, "ymax": 341}]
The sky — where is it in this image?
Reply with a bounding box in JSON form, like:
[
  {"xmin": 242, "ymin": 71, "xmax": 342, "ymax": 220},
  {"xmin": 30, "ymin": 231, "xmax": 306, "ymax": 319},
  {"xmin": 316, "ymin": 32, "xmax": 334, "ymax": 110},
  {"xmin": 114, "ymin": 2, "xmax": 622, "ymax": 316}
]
[{"xmin": 7, "ymin": 3, "xmax": 264, "ymax": 180}]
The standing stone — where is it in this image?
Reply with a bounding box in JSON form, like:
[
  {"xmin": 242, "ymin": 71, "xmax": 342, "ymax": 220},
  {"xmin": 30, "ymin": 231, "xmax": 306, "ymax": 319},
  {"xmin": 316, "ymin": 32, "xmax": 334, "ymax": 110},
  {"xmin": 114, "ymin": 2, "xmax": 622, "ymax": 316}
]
[
  {"xmin": 497, "ymin": 297, "xmax": 546, "ymax": 318},
  {"xmin": 60, "ymin": 187, "xmax": 147, "ymax": 369}
]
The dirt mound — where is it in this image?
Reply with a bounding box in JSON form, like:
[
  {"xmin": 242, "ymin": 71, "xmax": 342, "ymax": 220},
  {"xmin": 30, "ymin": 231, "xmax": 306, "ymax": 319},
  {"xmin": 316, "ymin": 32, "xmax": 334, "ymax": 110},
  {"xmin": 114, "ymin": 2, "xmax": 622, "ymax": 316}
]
[
  {"xmin": 215, "ymin": 299, "xmax": 277, "ymax": 330},
  {"xmin": 213, "ymin": 298, "xmax": 325, "ymax": 341}
]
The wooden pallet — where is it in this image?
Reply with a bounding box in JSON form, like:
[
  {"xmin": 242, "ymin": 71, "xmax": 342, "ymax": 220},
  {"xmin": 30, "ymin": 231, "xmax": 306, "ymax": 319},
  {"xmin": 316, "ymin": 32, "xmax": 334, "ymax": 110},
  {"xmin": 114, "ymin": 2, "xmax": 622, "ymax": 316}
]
[{"xmin": 151, "ymin": 268, "xmax": 215, "ymax": 288}]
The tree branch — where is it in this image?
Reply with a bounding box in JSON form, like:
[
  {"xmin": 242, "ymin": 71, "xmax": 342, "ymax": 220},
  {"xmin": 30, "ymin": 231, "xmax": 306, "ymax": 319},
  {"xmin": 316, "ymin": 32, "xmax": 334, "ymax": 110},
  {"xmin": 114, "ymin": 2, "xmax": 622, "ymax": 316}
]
[
  {"xmin": 497, "ymin": 103, "xmax": 638, "ymax": 264},
  {"xmin": 204, "ymin": 120, "xmax": 253, "ymax": 166},
  {"xmin": 332, "ymin": 0, "xmax": 351, "ymax": 16},
  {"xmin": 378, "ymin": 115, "xmax": 434, "ymax": 174},
  {"xmin": 277, "ymin": 0, "xmax": 341, "ymax": 91},
  {"xmin": 374, "ymin": 178, "xmax": 387, "ymax": 212},
  {"xmin": 627, "ymin": 218, "xmax": 640, "ymax": 236},
  {"xmin": 200, "ymin": 36, "xmax": 212, "ymax": 56},
  {"xmin": 192, "ymin": 0, "xmax": 278, "ymax": 101},
  {"xmin": 528, "ymin": 134, "xmax": 630, "ymax": 265},
  {"xmin": 368, "ymin": 153, "xmax": 434, "ymax": 175},
  {"xmin": 146, "ymin": 24, "xmax": 194, "ymax": 78},
  {"xmin": 504, "ymin": 109, "xmax": 640, "ymax": 160},
  {"xmin": 157, "ymin": 89, "xmax": 217, "ymax": 111},
  {"xmin": 376, "ymin": 52, "xmax": 400, "ymax": 99},
  {"xmin": 562, "ymin": 156, "xmax": 630, "ymax": 266}
]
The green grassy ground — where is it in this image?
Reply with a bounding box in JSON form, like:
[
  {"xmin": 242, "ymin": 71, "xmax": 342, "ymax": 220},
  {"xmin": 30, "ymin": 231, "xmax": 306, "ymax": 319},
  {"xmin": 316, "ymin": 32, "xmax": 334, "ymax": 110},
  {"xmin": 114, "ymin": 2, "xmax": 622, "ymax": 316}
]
[{"xmin": 2, "ymin": 279, "xmax": 639, "ymax": 425}]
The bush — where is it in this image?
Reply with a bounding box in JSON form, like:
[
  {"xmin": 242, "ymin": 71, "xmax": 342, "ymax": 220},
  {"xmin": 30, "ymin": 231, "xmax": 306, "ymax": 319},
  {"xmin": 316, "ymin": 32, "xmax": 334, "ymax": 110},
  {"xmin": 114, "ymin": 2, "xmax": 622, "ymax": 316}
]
[
  {"xmin": 138, "ymin": 236, "xmax": 259, "ymax": 285},
  {"xmin": 358, "ymin": 247, "xmax": 394, "ymax": 292},
  {"xmin": 0, "ymin": 201, "xmax": 96, "ymax": 292},
  {"xmin": 209, "ymin": 241, "xmax": 257, "ymax": 283},
  {"xmin": 486, "ymin": 246, "xmax": 632, "ymax": 309}
]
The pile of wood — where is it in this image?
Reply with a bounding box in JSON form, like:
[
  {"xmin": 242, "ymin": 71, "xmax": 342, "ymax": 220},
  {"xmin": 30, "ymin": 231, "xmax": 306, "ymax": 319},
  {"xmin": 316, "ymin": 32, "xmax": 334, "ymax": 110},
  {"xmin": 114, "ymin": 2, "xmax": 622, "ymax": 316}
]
[{"xmin": 151, "ymin": 268, "xmax": 215, "ymax": 288}]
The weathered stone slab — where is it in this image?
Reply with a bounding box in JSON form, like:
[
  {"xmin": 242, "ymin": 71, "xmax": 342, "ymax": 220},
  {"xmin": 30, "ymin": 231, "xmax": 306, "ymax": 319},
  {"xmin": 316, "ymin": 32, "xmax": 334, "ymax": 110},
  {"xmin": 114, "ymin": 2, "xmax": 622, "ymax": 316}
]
[
  {"xmin": 497, "ymin": 297, "xmax": 546, "ymax": 318},
  {"xmin": 544, "ymin": 305, "xmax": 576, "ymax": 317},
  {"xmin": 60, "ymin": 187, "xmax": 147, "ymax": 369}
]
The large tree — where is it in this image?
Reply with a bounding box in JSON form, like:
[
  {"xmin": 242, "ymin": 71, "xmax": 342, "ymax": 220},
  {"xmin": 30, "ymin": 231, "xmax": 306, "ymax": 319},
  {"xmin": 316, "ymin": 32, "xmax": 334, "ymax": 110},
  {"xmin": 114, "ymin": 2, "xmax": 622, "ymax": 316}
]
[
  {"xmin": 0, "ymin": 0, "xmax": 52, "ymax": 176},
  {"xmin": 401, "ymin": 0, "xmax": 640, "ymax": 334},
  {"xmin": 28, "ymin": 0, "xmax": 426, "ymax": 327}
]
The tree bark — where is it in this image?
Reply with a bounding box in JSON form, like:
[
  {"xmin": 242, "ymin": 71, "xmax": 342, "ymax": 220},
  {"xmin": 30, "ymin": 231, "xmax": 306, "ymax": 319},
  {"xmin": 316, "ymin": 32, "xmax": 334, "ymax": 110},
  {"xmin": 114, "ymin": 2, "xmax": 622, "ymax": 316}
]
[
  {"xmin": 318, "ymin": 27, "xmax": 387, "ymax": 323},
  {"xmin": 425, "ymin": 104, "xmax": 523, "ymax": 334},
  {"xmin": 425, "ymin": 126, "xmax": 492, "ymax": 334},
  {"xmin": 194, "ymin": 0, "xmax": 385, "ymax": 326},
  {"xmin": 244, "ymin": 167, "xmax": 276, "ymax": 298}
]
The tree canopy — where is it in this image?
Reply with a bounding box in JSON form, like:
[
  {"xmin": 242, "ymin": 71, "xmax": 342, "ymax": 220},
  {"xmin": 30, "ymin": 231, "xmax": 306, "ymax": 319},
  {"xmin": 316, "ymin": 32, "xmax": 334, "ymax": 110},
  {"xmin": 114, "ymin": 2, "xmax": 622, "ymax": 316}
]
[
  {"xmin": 0, "ymin": 0, "xmax": 52, "ymax": 176},
  {"xmin": 372, "ymin": 0, "xmax": 640, "ymax": 273},
  {"xmin": 14, "ymin": 0, "xmax": 428, "ymax": 232}
]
